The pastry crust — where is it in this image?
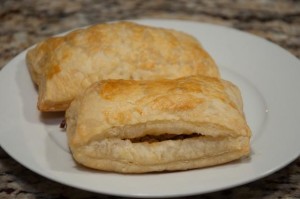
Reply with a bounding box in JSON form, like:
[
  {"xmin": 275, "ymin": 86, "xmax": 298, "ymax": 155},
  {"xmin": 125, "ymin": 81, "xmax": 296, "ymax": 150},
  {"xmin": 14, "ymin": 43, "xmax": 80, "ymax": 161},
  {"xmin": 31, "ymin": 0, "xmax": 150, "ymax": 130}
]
[
  {"xmin": 26, "ymin": 22, "xmax": 220, "ymax": 111},
  {"xmin": 66, "ymin": 75, "xmax": 251, "ymax": 173}
]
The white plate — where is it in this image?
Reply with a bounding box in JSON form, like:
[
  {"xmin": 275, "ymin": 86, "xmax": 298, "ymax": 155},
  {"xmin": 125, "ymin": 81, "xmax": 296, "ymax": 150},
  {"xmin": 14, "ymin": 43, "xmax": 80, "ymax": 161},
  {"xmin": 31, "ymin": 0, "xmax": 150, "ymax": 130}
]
[{"xmin": 0, "ymin": 19, "xmax": 299, "ymax": 198}]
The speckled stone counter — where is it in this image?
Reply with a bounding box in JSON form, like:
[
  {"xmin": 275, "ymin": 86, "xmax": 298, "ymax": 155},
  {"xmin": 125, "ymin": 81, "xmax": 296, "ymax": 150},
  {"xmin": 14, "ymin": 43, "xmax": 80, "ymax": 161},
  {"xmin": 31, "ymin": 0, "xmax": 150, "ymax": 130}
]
[{"xmin": 0, "ymin": 0, "xmax": 299, "ymax": 198}]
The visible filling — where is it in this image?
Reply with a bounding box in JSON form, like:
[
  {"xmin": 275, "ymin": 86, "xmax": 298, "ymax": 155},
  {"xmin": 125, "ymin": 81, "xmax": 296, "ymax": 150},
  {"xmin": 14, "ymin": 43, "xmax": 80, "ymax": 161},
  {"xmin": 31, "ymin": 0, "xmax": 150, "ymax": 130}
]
[
  {"xmin": 129, "ymin": 133, "xmax": 201, "ymax": 143},
  {"xmin": 60, "ymin": 119, "xmax": 66, "ymax": 129}
]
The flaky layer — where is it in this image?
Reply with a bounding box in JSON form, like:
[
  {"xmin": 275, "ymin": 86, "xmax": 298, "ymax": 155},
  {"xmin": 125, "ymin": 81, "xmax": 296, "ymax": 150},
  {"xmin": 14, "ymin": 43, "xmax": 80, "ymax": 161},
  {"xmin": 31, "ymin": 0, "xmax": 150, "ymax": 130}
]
[
  {"xmin": 73, "ymin": 136, "xmax": 250, "ymax": 173},
  {"xmin": 66, "ymin": 76, "xmax": 251, "ymax": 173},
  {"xmin": 26, "ymin": 21, "xmax": 220, "ymax": 111}
]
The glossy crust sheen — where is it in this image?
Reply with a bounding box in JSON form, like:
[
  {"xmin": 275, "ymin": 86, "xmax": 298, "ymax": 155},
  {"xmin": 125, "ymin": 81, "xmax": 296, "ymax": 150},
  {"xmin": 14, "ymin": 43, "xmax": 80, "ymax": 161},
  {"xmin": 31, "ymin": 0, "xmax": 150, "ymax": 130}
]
[
  {"xmin": 26, "ymin": 21, "xmax": 220, "ymax": 111},
  {"xmin": 66, "ymin": 76, "xmax": 251, "ymax": 173}
]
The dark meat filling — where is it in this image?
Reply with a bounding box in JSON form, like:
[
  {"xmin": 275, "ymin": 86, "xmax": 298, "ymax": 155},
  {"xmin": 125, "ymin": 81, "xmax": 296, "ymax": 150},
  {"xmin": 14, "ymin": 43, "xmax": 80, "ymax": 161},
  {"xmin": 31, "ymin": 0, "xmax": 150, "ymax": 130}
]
[
  {"xmin": 129, "ymin": 133, "xmax": 201, "ymax": 143},
  {"xmin": 60, "ymin": 119, "xmax": 66, "ymax": 129}
]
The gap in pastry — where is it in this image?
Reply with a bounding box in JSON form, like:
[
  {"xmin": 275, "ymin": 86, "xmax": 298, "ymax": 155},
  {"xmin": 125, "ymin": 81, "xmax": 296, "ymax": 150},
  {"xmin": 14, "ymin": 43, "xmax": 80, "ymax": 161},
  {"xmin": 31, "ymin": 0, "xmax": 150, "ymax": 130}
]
[{"xmin": 127, "ymin": 132, "xmax": 202, "ymax": 143}]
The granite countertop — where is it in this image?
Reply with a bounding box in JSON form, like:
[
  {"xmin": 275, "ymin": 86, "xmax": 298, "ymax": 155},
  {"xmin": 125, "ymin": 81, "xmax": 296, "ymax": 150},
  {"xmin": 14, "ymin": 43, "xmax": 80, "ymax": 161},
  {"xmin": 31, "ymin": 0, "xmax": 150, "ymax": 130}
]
[{"xmin": 0, "ymin": 0, "xmax": 299, "ymax": 198}]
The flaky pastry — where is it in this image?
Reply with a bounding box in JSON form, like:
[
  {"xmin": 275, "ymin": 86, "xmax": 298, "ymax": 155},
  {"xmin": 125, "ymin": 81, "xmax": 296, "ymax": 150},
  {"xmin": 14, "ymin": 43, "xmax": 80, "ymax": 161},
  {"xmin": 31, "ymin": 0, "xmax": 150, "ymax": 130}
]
[
  {"xmin": 26, "ymin": 22, "xmax": 220, "ymax": 111},
  {"xmin": 66, "ymin": 75, "xmax": 251, "ymax": 173}
]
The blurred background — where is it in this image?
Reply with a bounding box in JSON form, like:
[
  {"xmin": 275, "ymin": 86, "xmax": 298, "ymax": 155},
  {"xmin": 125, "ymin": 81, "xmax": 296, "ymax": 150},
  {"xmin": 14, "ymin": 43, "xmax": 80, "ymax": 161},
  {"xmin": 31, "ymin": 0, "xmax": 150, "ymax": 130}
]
[{"xmin": 0, "ymin": 0, "xmax": 299, "ymax": 198}]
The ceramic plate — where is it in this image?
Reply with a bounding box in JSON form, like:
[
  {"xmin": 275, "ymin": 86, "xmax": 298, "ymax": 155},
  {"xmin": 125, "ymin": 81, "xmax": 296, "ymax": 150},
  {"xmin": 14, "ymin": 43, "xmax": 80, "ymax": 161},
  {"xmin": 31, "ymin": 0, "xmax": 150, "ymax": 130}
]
[{"xmin": 0, "ymin": 19, "xmax": 299, "ymax": 198}]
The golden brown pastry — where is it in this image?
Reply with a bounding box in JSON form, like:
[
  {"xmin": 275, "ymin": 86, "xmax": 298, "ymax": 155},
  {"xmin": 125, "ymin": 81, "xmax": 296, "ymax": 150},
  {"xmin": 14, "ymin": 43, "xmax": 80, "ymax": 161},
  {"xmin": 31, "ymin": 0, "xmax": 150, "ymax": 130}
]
[
  {"xmin": 66, "ymin": 75, "xmax": 251, "ymax": 173},
  {"xmin": 26, "ymin": 21, "xmax": 219, "ymax": 111}
]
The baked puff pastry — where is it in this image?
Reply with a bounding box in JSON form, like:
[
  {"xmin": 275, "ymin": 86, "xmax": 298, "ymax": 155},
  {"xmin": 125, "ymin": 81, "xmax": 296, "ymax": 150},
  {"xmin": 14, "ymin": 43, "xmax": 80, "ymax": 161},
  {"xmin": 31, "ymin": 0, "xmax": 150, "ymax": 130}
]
[
  {"xmin": 66, "ymin": 75, "xmax": 251, "ymax": 173},
  {"xmin": 26, "ymin": 22, "xmax": 220, "ymax": 111}
]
